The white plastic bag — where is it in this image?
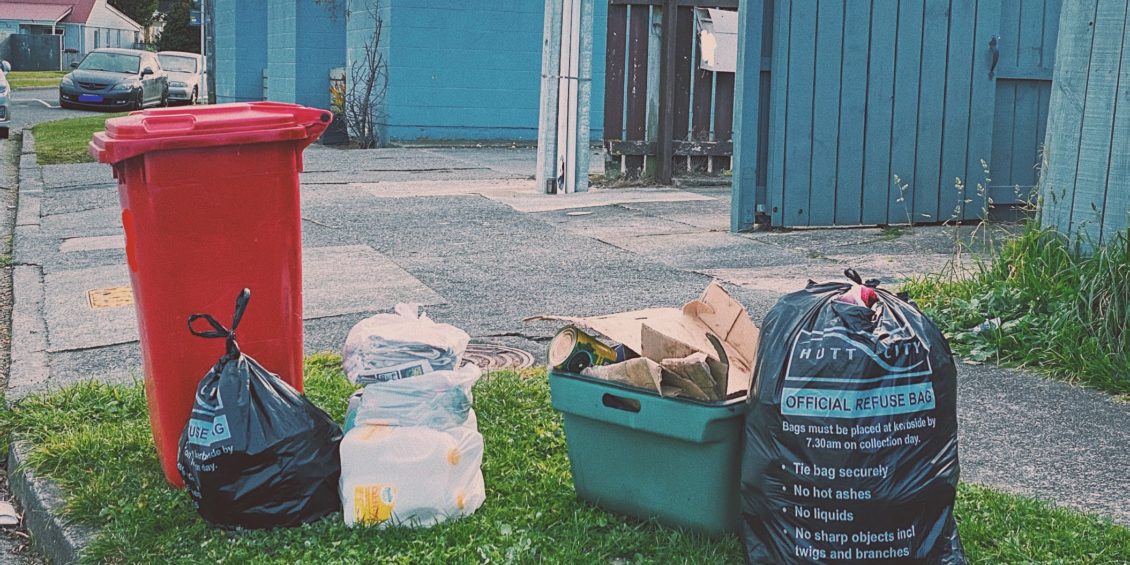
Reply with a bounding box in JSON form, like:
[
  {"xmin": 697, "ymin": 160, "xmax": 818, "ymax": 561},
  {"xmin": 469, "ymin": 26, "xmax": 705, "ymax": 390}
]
[
  {"xmin": 342, "ymin": 304, "xmax": 471, "ymax": 385},
  {"xmin": 339, "ymin": 364, "xmax": 486, "ymax": 528},
  {"xmin": 353, "ymin": 364, "xmax": 480, "ymax": 429},
  {"xmin": 340, "ymin": 423, "xmax": 485, "ymax": 527}
]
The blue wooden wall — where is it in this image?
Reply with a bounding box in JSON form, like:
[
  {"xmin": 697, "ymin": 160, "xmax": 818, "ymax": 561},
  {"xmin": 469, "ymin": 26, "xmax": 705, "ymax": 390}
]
[
  {"xmin": 212, "ymin": 0, "xmax": 606, "ymax": 142},
  {"xmin": 730, "ymin": 0, "xmax": 772, "ymax": 231},
  {"xmin": 380, "ymin": 0, "xmax": 544, "ymax": 141},
  {"xmin": 733, "ymin": 0, "xmax": 1062, "ymax": 229},
  {"xmin": 380, "ymin": 0, "xmax": 606, "ymax": 142},
  {"xmin": 1042, "ymin": 0, "xmax": 1130, "ymax": 245},
  {"xmin": 213, "ymin": 0, "xmax": 267, "ymax": 104},
  {"xmin": 267, "ymin": 0, "xmax": 346, "ymax": 109}
]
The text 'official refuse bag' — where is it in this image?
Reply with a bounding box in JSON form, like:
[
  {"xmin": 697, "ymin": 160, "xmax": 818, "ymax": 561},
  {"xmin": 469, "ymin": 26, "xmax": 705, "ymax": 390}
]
[
  {"xmin": 177, "ymin": 289, "xmax": 343, "ymax": 530},
  {"xmin": 741, "ymin": 270, "xmax": 965, "ymax": 564}
]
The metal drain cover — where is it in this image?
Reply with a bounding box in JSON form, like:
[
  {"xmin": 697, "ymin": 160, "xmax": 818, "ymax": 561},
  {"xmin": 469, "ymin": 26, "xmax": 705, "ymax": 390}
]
[{"xmin": 462, "ymin": 343, "xmax": 537, "ymax": 370}]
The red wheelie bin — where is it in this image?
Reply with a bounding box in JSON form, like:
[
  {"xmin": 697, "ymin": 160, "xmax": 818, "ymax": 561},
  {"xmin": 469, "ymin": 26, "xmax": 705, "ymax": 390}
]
[{"xmin": 90, "ymin": 102, "xmax": 331, "ymax": 487}]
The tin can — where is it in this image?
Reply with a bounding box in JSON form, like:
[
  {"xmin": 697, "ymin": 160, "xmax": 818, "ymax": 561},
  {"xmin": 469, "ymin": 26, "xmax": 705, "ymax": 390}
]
[{"xmin": 549, "ymin": 326, "xmax": 619, "ymax": 373}]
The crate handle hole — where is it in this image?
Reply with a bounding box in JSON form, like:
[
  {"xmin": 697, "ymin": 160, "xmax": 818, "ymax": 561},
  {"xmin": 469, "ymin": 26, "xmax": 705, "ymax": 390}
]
[{"xmin": 602, "ymin": 394, "xmax": 641, "ymax": 413}]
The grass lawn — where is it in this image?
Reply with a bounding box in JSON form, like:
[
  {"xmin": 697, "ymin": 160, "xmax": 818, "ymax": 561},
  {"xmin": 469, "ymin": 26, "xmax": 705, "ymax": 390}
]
[
  {"xmin": 2, "ymin": 356, "xmax": 1128, "ymax": 564},
  {"xmin": 4, "ymin": 71, "xmax": 66, "ymax": 90},
  {"xmin": 31, "ymin": 113, "xmax": 126, "ymax": 165},
  {"xmin": 903, "ymin": 222, "xmax": 1130, "ymax": 397}
]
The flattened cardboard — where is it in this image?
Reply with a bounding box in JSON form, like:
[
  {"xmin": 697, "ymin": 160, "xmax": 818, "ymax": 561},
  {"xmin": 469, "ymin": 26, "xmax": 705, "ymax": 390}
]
[
  {"xmin": 528, "ymin": 281, "xmax": 759, "ymax": 396},
  {"xmin": 582, "ymin": 358, "xmax": 664, "ymax": 394},
  {"xmin": 660, "ymin": 352, "xmax": 717, "ymax": 401}
]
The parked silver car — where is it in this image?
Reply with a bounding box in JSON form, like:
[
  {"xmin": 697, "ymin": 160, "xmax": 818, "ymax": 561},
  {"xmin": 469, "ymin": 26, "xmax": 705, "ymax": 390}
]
[
  {"xmin": 157, "ymin": 51, "xmax": 203, "ymax": 105},
  {"xmin": 0, "ymin": 60, "xmax": 10, "ymax": 139}
]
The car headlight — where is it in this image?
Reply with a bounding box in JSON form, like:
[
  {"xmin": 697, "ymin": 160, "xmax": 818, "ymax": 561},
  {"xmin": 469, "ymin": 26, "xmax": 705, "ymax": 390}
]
[
  {"xmin": 110, "ymin": 82, "xmax": 138, "ymax": 92},
  {"xmin": 169, "ymin": 81, "xmax": 186, "ymax": 87},
  {"xmin": 60, "ymin": 76, "xmax": 74, "ymax": 87}
]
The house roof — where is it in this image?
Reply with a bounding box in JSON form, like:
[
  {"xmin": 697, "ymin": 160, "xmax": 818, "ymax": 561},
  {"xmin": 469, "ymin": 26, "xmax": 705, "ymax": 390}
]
[
  {"xmin": 0, "ymin": 0, "xmax": 113, "ymax": 24},
  {"xmin": 0, "ymin": 2, "xmax": 75, "ymax": 23}
]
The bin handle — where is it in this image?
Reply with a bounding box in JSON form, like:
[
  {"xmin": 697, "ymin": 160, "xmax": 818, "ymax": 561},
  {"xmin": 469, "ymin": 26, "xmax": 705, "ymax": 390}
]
[
  {"xmin": 188, "ymin": 288, "xmax": 251, "ymax": 359},
  {"xmin": 140, "ymin": 114, "xmax": 197, "ymax": 134},
  {"xmin": 602, "ymin": 393, "xmax": 641, "ymax": 413}
]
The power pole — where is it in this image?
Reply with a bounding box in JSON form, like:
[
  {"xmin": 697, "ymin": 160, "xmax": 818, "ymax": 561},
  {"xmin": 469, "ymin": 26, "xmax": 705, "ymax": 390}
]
[{"xmin": 536, "ymin": 0, "xmax": 594, "ymax": 194}]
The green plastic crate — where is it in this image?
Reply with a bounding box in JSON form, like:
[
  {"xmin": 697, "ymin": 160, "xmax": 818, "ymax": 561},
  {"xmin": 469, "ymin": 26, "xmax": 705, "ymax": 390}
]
[{"xmin": 548, "ymin": 370, "xmax": 747, "ymax": 537}]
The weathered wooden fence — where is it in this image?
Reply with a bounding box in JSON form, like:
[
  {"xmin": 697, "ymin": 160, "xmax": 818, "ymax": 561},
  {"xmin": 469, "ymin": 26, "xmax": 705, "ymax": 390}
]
[
  {"xmin": 1041, "ymin": 0, "xmax": 1129, "ymax": 245},
  {"xmin": 729, "ymin": 0, "xmax": 1062, "ymax": 229},
  {"xmin": 603, "ymin": 0, "xmax": 754, "ymax": 180}
]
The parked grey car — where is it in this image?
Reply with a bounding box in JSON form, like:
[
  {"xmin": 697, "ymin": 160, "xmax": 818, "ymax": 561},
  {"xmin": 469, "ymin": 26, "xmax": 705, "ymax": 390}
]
[
  {"xmin": 157, "ymin": 51, "xmax": 203, "ymax": 105},
  {"xmin": 0, "ymin": 60, "xmax": 10, "ymax": 139},
  {"xmin": 59, "ymin": 48, "xmax": 168, "ymax": 111}
]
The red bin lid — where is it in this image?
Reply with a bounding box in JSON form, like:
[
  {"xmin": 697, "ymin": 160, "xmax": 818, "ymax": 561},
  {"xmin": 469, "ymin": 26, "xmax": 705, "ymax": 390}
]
[{"xmin": 90, "ymin": 101, "xmax": 333, "ymax": 165}]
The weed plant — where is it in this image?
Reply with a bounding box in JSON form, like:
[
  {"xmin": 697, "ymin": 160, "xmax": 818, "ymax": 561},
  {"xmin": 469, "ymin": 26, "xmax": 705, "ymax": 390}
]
[{"xmin": 903, "ymin": 220, "xmax": 1130, "ymax": 396}]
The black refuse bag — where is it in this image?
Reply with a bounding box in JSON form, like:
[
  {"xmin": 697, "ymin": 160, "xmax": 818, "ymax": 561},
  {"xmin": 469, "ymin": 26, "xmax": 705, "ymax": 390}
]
[
  {"xmin": 741, "ymin": 270, "xmax": 965, "ymax": 564},
  {"xmin": 177, "ymin": 289, "xmax": 343, "ymax": 529}
]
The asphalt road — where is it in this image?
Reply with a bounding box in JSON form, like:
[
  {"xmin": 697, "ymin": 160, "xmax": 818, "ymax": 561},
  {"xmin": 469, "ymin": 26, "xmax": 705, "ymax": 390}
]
[{"xmin": 7, "ymin": 87, "xmax": 100, "ymax": 134}]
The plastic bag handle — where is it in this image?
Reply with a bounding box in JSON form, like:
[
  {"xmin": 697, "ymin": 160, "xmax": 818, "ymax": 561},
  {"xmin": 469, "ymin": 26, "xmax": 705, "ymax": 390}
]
[
  {"xmin": 187, "ymin": 288, "xmax": 251, "ymax": 359},
  {"xmin": 844, "ymin": 268, "xmax": 881, "ymax": 288},
  {"xmin": 187, "ymin": 314, "xmax": 229, "ymax": 338},
  {"xmin": 230, "ymin": 288, "xmax": 251, "ymax": 331}
]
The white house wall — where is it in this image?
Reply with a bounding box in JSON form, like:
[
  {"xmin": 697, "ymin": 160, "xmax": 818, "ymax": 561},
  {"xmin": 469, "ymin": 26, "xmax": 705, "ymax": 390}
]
[
  {"xmin": 86, "ymin": 0, "xmax": 141, "ymax": 32},
  {"xmin": 82, "ymin": 0, "xmax": 141, "ymax": 52}
]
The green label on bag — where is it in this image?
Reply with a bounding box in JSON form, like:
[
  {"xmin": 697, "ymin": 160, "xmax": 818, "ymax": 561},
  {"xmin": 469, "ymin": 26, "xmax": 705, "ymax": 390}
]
[{"xmin": 186, "ymin": 415, "xmax": 231, "ymax": 446}]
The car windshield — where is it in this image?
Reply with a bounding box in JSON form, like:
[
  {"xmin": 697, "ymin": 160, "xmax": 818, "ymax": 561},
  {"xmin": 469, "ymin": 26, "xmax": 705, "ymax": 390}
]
[
  {"xmin": 158, "ymin": 55, "xmax": 197, "ymax": 73},
  {"xmin": 78, "ymin": 52, "xmax": 140, "ymax": 74}
]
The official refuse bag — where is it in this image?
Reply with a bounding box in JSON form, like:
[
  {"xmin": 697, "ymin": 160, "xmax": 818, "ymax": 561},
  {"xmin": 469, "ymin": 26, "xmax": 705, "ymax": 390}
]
[
  {"xmin": 177, "ymin": 289, "xmax": 343, "ymax": 530},
  {"xmin": 740, "ymin": 270, "xmax": 965, "ymax": 564}
]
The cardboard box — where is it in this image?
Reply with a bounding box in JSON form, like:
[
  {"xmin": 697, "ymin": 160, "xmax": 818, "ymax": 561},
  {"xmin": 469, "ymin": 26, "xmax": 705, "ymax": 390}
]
[{"xmin": 528, "ymin": 281, "xmax": 759, "ymax": 400}]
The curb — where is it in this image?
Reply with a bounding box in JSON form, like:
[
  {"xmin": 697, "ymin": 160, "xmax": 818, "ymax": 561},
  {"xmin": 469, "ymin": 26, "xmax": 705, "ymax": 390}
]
[
  {"xmin": 6, "ymin": 129, "xmax": 92, "ymax": 565},
  {"xmin": 7, "ymin": 442, "xmax": 93, "ymax": 565},
  {"xmin": 7, "ymin": 132, "xmax": 49, "ymax": 402}
]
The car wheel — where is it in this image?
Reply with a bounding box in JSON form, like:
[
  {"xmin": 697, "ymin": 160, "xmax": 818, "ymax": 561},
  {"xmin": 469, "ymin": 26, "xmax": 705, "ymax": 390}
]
[
  {"xmin": 190, "ymin": 87, "xmax": 198, "ymax": 105},
  {"xmin": 59, "ymin": 98, "xmax": 73, "ymax": 110},
  {"xmin": 132, "ymin": 91, "xmax": 144, "ymax": 111},
  {"xmin": 161, "ymin": 88, "xmax": 169, "ymax": 107},
  {"xmin": 0, "ymin": 128, "xmax": 8, "ymax": 140}
]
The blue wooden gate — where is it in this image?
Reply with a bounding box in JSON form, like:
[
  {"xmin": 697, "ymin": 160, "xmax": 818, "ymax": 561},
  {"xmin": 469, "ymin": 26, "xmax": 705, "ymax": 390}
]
[
  {"xmin": 990, "ymin": 0, "xmax": 1062, "ymax": 207},
  {"xmin": 732, "ymin": 0, "xmax": 1062, "ymax": 229}
]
